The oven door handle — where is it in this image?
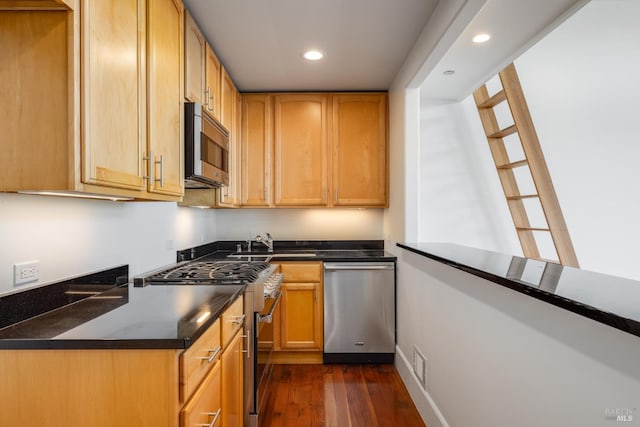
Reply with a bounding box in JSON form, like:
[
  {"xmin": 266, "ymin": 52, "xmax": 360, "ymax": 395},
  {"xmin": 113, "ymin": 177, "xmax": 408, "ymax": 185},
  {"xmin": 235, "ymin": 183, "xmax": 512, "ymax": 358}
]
[{"xmin": 258, "ymin": 291, "xmax": 282, "ymax": 324}]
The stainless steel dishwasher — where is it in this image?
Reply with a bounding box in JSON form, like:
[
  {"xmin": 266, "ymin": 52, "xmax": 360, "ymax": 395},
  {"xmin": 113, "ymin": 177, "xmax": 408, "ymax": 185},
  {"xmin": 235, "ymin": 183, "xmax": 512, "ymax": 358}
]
[{"xmin": 323, "ymin": 262, "xmax": 395, "ymax": 363}]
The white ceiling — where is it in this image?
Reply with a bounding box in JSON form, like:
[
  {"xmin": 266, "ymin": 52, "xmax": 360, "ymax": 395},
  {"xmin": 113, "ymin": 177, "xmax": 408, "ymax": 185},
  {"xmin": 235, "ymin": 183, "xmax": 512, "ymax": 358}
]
[
  {"xmin": 420, "ymin": 0, "xmax": 589, "ymax": 102},
  {"xmin": 183, "ymin": 0, "xmax": 438, "ymax": 92}
]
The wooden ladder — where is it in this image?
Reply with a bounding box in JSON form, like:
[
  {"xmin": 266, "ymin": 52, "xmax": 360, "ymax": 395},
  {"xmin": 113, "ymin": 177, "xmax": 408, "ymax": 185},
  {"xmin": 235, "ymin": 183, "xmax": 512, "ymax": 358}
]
[{"xmin": 472, "ymin": 63, "xmax": 579, "ymax": 267}]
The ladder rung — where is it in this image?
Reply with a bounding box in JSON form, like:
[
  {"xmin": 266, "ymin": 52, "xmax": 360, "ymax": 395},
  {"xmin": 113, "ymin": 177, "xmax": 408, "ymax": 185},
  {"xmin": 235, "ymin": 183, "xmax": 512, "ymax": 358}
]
[
  {"xmin": 488, "ymin": 125, "xmax": 517, "ymax": 139},
  {"xmin": 497, "ymin": 159, "xmax": 528, "ymax": 169},
  {"xmin": 477, "ymin": 90, "xmax": 506, "ymax": 108},
  {"xmin": 506, "ymin": 194, "xmax": 538, "ymax": 201},
  {"xmin": 516, "ymin": 227, "xmax": 550, "ymax": 232}
]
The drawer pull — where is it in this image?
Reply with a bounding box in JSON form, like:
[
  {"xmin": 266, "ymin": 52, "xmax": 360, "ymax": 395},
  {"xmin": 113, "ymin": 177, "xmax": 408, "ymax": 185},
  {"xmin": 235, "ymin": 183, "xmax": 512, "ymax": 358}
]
[
  {"xmin": 232, "ymin": 313, "xmax": 246, "ymax": 326},
  {"xmin": 198, "ymin": 408, "xmax": 221, "ymax": 427},
  {"xmin": 199, "ymin": 345, "xmax": 222, "ymax": 363}
]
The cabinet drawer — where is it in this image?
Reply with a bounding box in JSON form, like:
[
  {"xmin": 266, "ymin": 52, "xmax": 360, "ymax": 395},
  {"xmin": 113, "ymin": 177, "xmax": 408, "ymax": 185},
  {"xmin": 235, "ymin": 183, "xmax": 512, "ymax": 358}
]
[
  {"xmin": 221, "ymin": 296, "xmax": 244, "ymax": 347},
  {"xmin": 180, "ymin": 318, "xmax": 221, "ymax": 401},
  {"xmin": 181, "ymin": 361, "xmax": 222, "ymax": 427},
  {"xmin": 280, "ymin": 262, "xmax": 322, "ymax": 282}
]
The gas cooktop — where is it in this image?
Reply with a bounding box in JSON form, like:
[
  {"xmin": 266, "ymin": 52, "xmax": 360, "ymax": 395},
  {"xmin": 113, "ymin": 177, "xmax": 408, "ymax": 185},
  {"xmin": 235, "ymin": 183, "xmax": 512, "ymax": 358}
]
[{"xmin": 134, "ymin": 260, "xmax": 271, "ymax": 287}]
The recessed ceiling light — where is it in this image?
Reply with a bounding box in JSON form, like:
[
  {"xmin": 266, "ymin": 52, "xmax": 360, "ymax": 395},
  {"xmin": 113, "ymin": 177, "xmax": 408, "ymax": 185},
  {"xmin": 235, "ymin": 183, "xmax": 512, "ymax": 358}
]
[
  {"xmin": 443, "ymin": 70, "xmax": 455, "ymax": 76},
  {"xmin": 303, "ymin": 50, "xmax": 325, "ymax": 61},
  {"xmin": 472, "ymin": 34, "xmax": 491, "ymax": 44}
]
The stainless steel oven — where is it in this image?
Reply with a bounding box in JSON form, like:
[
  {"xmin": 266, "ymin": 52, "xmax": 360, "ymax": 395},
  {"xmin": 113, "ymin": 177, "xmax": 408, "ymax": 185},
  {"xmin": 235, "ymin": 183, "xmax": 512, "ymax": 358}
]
[
  {"xmin": 252, "ymin": 290, "xmax": 282, "ymax": 426},
  {"xmin": 184, "ymin": 102, "xmax": 229, "ymax": 188},
  {"xmin": 133, "ymin": 259, "xmax": 283, "ymax": 427}
]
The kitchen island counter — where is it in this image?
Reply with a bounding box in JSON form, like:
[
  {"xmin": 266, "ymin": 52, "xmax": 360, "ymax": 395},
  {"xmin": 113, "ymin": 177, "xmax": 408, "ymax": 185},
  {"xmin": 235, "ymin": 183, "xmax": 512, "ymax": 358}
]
[{"xmin": 398, "ymin": 242, "xmax": 640, "ymax": 339}]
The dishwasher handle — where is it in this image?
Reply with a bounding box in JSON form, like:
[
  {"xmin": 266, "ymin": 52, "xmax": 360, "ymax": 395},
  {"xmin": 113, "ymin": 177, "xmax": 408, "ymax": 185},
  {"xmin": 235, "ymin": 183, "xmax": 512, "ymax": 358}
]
[{"xmin": 324, "ymin": 263, "xmax": 395, "ymax": 271}]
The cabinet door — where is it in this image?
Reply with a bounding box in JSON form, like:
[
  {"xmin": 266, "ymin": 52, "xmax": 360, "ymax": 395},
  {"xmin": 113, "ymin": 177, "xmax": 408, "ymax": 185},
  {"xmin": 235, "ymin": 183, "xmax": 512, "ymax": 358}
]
[
  {"xmin": 274, "ymin": 94, "xmax": 328, "ymax": 206},
  {"xmin": 331, "ymin": 94, "xmax": 387, "ymax": 207},
  {"xmin": 147, "ymin": 0, "xmax": 184, "ymax": 197},
  {"xmin": 279, "ymin": 282, "xmax": 323, "ymax": 350},
  {"xmin": 241, "ymin": 94, "xmax": 273, "ymax": 207},
  {"xmin": 181, "ymin": 361, "xmax": 222, "ymax": 427},
  {"xmin": 221, "ymin": 332, "xmax": 243, "ymax": 427},
  {"xmin": 81, "ymin": 0, "xmax": 146, "ymax": 192},
  {"xmin": 218, "ymin": 69, "xmax": 237, "ymax": 207},
  {"xmin": 184, "ymin": 9, "xmax": 205, "ymax": 104},
  {"xmin": 205, "ymin": 43, "xmax": 221, "ymax": 119},
  {"xmin": 220, "ymin": 67, "xmax": 235, "ymax": 130}
]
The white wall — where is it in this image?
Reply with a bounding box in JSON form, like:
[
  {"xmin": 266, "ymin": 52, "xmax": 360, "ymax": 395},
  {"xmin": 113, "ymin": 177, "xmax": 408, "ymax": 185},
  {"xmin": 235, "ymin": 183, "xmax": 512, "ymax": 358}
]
[
  {"xmin": 214, "ymin": 208, "xmax": 383, "ymax": 240},
  {"xmin": 416, "ymin": 0, "xmax": 640, "ymax": 280},
  {"xmin": 395, "ymin": 249, "xmax": 640, "ymax": 427},
  {"xmin": 515, "ymin": 0, "xmax": 640, "ymax": 279},
  {"xmin": 419, "ymin": 98, "xmax": 521, "ymax": 254},
  {"xmin": 0, "ymin": 193, "xmax": 217, "ymax": 296}
]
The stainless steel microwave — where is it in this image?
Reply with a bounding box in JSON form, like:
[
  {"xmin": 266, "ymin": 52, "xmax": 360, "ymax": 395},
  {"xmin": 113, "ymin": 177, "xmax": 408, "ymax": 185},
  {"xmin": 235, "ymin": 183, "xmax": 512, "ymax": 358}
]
[{"xmin": 185, "ymin": 102, "xmax": 229, "ymax": 188}]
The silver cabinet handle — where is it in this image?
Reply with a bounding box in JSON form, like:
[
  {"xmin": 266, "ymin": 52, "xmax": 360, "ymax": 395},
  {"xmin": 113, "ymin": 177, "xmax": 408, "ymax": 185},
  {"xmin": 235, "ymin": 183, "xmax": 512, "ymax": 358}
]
[
  {"xmin": 232, "ymin": 313, "xmax": 246, "ymax": 326},
  {"xmin": 241, "ymin": 331, "xmax": 251, "ymax": 359},
  {"xmin": 204, "ymin": 87, "xmax": 210, "ymax": 109},
  {"xmin": 199, "ymin": 345, "xmax": 222, "ymax": 363},
  {"xmin": 154, "ymin": 155, "xmax": 164, "ymax": 187},
  {"xmin": 197, "ymin": 408, "xmax": 221, "ymax": 427}
]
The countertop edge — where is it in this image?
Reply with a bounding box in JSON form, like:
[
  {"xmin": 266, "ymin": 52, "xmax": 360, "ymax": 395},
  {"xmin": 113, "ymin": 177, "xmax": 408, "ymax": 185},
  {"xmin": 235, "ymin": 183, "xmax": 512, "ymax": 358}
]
[{"xmin": 397, "ymin": 243, "xmax": 640, "ymax": 339}]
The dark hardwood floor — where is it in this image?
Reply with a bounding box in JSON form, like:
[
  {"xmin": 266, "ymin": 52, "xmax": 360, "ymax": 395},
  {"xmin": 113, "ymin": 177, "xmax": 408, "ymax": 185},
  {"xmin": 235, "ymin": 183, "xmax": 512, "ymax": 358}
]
[{"xmin": 260, "ymin": 364, "xmax": 426, "ymax": 427}]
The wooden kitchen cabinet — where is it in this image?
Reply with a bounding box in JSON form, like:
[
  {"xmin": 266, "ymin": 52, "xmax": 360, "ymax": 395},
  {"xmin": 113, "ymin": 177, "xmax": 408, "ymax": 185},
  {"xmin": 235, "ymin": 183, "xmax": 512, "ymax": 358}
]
[
  {"xmin": 238, "ymin": 92, "xmax": 388, "ymax": 209},
  {"xmin": 181, "ymin": 360, "xmax": 222, "ymax": 427},
  {"xmin": 147, "ymin": 0, "xmax": 185, "ymax": 197},
  {"xmin": 241, "ymin": 94, "xmax": 273, "ymax": 206},
  {"xmin": 0, "ymin": 0, "xmax": 184, "ymax": 201},
  {"xmin": 205, "ymin": 42, "xmax": 222, "ymax": 119},
  {"xmin": 277, "ymin": 262, "xmax": 323, "ymax": 355},
  {"xmin": 330, "ymin": 93, "xmax": 388, "ymax": 207},
  {"xmin": 184, "ymin": 9, "xmax": 205, "ymax": 104},
  {"xmin": 218, "ymin": 69, "xmax": 241, "ymax": 207},
  {"xmin": 0, "ymin": 296, "xmax": 244, "ymax": 427},
  {"xmin": 274, "ymin": 94, "xmax": 328, "ymax": 206},
  {"xmin": 221, "ymin": 330, "xmax": 244, "ymax": 427},
  {"xmin": 0, "ymin": 0, "xmax": 73, "ymax": 9}
]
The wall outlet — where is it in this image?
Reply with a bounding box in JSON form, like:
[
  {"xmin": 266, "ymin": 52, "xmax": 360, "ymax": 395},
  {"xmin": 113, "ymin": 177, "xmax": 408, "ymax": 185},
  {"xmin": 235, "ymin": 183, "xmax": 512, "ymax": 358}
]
[
  {"xmin": 14, "ymin": 260, "xmax": 40, "ymax": 286},
  {"xmin": 413, "ymin": 346, "xmax": 427, "ymax": 389}
]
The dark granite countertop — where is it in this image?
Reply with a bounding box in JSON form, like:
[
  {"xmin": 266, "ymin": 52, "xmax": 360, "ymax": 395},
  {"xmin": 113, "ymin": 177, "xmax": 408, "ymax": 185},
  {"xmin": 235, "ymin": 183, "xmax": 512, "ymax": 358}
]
[
  {"xmin": 398, "ymin": 242, "xmax": 640, "ymax": 338},
  {"xmin": 0, "ymin": 265, "xmax": 244, "ymax": 350},
  {"xmin": 178, "ymin": 240, "xmax": 397, "ymax": 263},
  {"xmin": 0, "ymin": 240, "xmax": 393, "ymax": 350}
]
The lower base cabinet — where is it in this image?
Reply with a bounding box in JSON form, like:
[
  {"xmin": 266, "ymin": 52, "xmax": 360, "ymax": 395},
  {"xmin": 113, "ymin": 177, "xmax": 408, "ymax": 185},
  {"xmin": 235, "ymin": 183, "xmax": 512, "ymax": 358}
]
[
  {"xmin": 221, "ymin": 331, "xmax": 244, "ymax": 427},
  {"xmin": 0, "ymin": 299, "xmax": 244, "ymax": 427},
  {"xmin": 267, "ymin": 261, "xmax": 324, "ymax": 364},
  {"xmin": 181, "ymin": 362, "xmax": 222, "ymax": 427}
]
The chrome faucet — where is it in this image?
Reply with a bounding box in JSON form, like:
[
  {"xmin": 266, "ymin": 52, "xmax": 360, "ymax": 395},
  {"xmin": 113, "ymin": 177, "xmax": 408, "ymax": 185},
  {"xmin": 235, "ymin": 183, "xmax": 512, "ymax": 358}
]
[{"xmin": 255, "ymin": 232, "xmax": 274, "ymax": 252}]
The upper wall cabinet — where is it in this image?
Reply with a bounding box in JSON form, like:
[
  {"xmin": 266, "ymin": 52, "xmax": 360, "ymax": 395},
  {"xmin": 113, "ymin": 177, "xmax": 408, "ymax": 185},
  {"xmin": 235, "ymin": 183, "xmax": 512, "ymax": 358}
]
[
  {"xmin": 184, "ymin": 9, "xmax": 205, "ymax": 104},
  {"xmin": 241, "ymin": 94, "xmax": 273, "ymax": 207},
  {"xmin": 331, "ymin": 94, "xmax": 387, "ymax": 207},
  {"xmin": 274, "ymin": 94, "xmax": 328, "ymax": 206},
  {"xmin": 240, "ymin": 92, "xmax": 387, "ymax": 208},
  {"xmin": 218, "ymin": 72, "xmax": 240, "ymax": 207},
  {"xmin": 81, "ymin": 0, "xmax": 146, "ymax": 193},
  {"xmin": 147, "ymin": 0, "xmax": 184, "ymax": 197},
  {"xmin": 0, "ymin": 0, "xmax": 184, "ymax": 201},
  {"xmin": 205, "ymin": 43, "xmax": 221, "ymax": 119}
]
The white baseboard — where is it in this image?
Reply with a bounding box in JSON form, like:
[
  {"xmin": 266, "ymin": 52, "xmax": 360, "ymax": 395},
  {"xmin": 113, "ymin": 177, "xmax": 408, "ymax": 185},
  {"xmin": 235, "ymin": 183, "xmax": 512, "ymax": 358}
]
[{"xmin": 395, "ymin": 346, "xmax": 450, "ymax": 427}]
